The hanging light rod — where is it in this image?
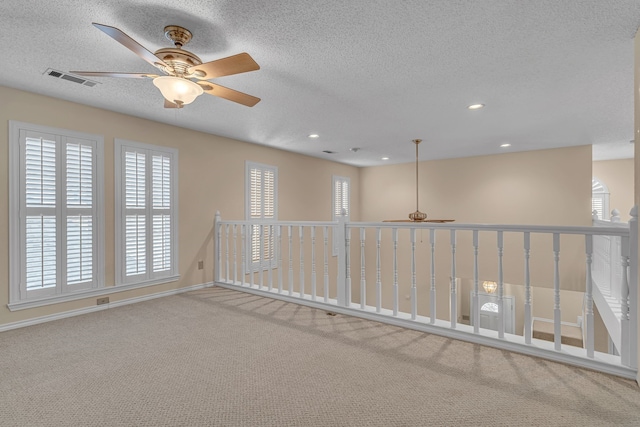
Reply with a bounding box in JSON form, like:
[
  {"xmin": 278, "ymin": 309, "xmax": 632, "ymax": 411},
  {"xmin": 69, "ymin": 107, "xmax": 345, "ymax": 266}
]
[{"xmin": 408, "ymin": 139, "xmax": 428, "ymax": 221}]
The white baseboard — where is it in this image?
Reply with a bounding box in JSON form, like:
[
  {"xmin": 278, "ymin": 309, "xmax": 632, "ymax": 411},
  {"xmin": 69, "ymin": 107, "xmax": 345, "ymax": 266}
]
[{"xmin": 0, "ymin": 282, "xmax": 214, "ymax": 333}]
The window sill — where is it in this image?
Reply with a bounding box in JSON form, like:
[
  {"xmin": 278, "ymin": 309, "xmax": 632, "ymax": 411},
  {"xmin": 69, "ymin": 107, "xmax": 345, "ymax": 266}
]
[{"xmin": 8, "ymin": 274, "xmax": 180, "ymax": 312}]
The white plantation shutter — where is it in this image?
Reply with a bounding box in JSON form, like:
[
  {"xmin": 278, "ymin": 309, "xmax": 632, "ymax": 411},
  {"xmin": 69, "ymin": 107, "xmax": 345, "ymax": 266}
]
[
  {"xmin": 592, "ymin": 177, "xmax": 610, "ymax": 220},
  {"xmin": 25, "ymin": 215, "xmax": 57, "ymax": 290},
  {"xmin": 124, "ymin": 151, "xmax": 146, "ymax": 277},
  {"xmin": 24, "ymin": 136, "xmax": 57, "ymax": 291},
  {"xmin": 66, "ymin": 141, "xmax": 94, "ymax": 286},
  {"xmin": 152, "ymin": 154, "xmax": 172, "ymax": 272},
  {"xmin": 115, "ymin": 140, "xmax": 178, "ymax": 286},
  {"xmin": 332, "ymin": 176, "xmax": 350, "ymax": 255},
  {"xmin": 125, "ymin": 215, "xmax": 146, "ymax": 275},
  {"xmin": 246, "ymin": 162, "xmax": 278, "ymax": 269},
  {"xmin": 9, "ymin": 122, "xmax": 104, "ymax": 304}
]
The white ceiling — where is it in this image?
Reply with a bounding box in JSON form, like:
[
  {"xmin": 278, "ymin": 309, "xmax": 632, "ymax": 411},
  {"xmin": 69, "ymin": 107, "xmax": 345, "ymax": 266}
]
[{"xmin": 1, "ymin": 0, "xmax": 639, "ymax": 166}]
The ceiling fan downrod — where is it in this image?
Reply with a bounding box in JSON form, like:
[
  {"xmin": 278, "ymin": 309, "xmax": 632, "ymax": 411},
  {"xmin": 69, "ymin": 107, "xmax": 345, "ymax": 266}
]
[{"xmin": 408, "ymin": 139, "xmax": 427, "ymax": 221}]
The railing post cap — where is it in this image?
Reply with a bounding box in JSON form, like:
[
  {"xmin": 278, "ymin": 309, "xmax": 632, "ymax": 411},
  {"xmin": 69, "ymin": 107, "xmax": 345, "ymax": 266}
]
[
  {"xmin": 630, "ymin": 205, "xmax": 638, "ymax": 219},
  {"xmin": 592, "ymin": 210, "xmax": 599, "ymax": 220}
]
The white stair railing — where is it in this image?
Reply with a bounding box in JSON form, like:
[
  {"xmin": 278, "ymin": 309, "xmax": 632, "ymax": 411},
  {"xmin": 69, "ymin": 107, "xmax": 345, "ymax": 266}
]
[{"xmin": 214, "ymin": 208, "xmax": 638, "ymax": 378}]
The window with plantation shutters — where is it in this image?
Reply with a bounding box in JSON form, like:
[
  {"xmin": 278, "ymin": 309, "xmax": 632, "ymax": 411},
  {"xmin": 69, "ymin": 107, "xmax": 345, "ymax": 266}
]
[
  {"xmin": 9, "ymin": 121, "xmax": 104, "ymax": 305},
  {"xmin": 245, "ymin": 162, "xmax": 278, "ymax": 270},
  {"xmin": 115, "ymin": 140, "xmax": 178, "ymax": 286},
  {"xmin": 592, "ymin": 177, "xmax": 610, "ymax": 220},
  {"xmin": 332, "ymin": 175, "xmax": 350, "ymax": 255}
]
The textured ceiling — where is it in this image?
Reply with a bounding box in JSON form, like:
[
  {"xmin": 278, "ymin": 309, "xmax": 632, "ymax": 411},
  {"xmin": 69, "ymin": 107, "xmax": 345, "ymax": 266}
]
[{"xmin": 1, "ymin": 0, "xmax": 639, "ymax": 166}]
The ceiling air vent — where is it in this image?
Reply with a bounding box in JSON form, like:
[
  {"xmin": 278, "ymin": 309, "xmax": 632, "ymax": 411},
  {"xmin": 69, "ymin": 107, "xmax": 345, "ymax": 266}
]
[{"xmin": 44, "ymin": 68, "xmax": 99, "ymax": 87}]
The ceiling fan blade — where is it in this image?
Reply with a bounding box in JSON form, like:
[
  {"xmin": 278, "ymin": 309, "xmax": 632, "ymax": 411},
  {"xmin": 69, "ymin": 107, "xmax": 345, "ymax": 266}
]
[
  {"xmin": 69, "ymin": 71, "xmax": 159, "ymax": 79},
  {"xmin": 198, "ymin": 82, "xmax": 260, "ymax": 107},
  {"xmin": 93, "ymin": 23, "xmax": 168, "ymax": 70},
  {"xmin": 188, "ymin": 53, "xmax": 259, "ymax": 79}
]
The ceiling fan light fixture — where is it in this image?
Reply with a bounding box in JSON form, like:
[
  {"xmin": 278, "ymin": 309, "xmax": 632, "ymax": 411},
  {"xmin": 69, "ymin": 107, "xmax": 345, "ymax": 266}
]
[{"xmin": 153, "ymin": 76, "xmax": 203, "ymax": 106}]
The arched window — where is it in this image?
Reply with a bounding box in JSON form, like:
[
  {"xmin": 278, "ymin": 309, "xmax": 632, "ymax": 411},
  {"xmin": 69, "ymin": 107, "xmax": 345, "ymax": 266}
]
[
  {"xmin": 480, "ymin": 302, "xmax": 499, "ymax": 313},
  {"xmin": 592, "ymin": 177, "xmax": 610, "ymax": 220}
]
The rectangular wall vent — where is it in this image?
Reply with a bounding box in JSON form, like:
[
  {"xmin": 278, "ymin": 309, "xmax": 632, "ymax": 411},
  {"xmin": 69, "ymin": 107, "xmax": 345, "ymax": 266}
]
[{"xmin": 44, "ymin": 68, "xmax": 99, "ymax": 87}]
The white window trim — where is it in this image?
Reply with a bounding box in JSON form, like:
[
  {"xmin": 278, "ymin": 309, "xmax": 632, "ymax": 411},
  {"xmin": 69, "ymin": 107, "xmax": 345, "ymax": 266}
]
[
  {"xmin": 8, "ymin": 121, "xmax": 105, "ymax": 309},
  {"xmin": 245, "ymin": 161, "xmax": 278, "ymax": 272},
  {"xmin": 114, "ymin": 139, "xmax": 179, "ymax": 287},
  {"xmin": 592, "ymin": 176, "xmax": 610, "ymax": 220},
  {"xmin": 332, "ymin": 175, "xmax": 350, "ymax": 256}
]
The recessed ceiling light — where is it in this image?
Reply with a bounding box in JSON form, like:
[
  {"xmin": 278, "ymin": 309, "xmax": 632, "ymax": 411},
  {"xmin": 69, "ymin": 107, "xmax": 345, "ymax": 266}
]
[
  {"xmin": 500, "ymin": 143, "xmax": 511, "ymax": 148},
  {"xmin": 381, "ymin": 157, "xmax": 390, "ymax": 160},
  {"xmin": 468, "ymin": 103, "xmax": 485, "ymax": 110},
  {"xmin": 308, "ymin": 134, "xmax": 319, "ymax": 138}
]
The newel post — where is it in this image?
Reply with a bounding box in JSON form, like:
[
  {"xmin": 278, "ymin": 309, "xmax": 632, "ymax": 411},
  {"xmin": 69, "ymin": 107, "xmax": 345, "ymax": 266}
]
[
  {"xmin": 628, "ymin": 206, "xmax": 638, "ymax": 368},
  {"xmin": 336, "ymin": 208, "xmax": 348, "ymax": 307},
  {"xmin": 214, "ymin": 211, "xmax": 222, "ymax": 283},
  {"xmin": 612, "ymin": 208, "xmax": 621, "ymax": 223}
]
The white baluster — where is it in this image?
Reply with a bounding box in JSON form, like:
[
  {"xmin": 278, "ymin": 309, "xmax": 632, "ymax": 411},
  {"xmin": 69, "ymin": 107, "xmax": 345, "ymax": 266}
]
[
  {"xmin": 268, "ymin": 225, "xmax": 273, "ymax": 291},
  {"xmin": 288, "ymin": 225, "xmax": 293, "ymax": 296},
  {"xmin": 497, "ymin": 231, "xmax": 504, "ymax": 339},
  {"xmin": 249, "ymin": 224, "xmax": 255, "ymax": 287},
  {"xmin": 225, "ymin": 224, "xmax": 230, "ymax": 283},
  {"xmin": 336, "ymin": 213, "xmax": 347, "ymax": 307},
  {"xmin": 277, "ymin": 225, "xmax": 283, "ymax": 293},
  {"xmin": 360, "ymin": 228, "xmax": 366, "ymax": 309},
  {"xmin": 345, "ymin": 226, "xmax": 352, "ymax": 307},
  {"xmin": 392, "ymin": 228, "xmax": 399, "ymax": 316},
  {"xmin": 430, "ymin": 229, "xmax": 436, "ymax": 324},
  {"xmin": 621, "ymin": 234, "xmax": 631, "ymax": 366},
  {"xmin": 411, "ymin": 228, "xmax": 417, "ymax": 320},
  {"xmin": 324, "ymin": 226, "xmax": 329, "ymax": 303},
  {"xmin": 299, "ymin": 226, "xmax": 305, "ymax": 297},
  {"xmin": 376, "ymin": 227, "xmax": 382, "ymax": 313},
  {"xmin": 585, "ymin": 234, "xmax": 594, "ymax": 358},
  {"xmin": 628, "ymin": 206, "xmax": 638, "ymax": 369},
  {"xmin": 473, "ymin": 230, "xmax": 479, "ymax": 334},
  {"xmin": 450, "ymin": 229, "xmax": 457, "ymax": 328},
  {"xmin": 241, "ymin": 224, "xmax": 246, "ymax": 286},
  {"xmin": 214, "ymin": 212, "xmax": 221, "ymax": 283},
  {"xmin": 311, "ymin": 226, "xmax": 317, "ymax": 301},
  {"xmin": 524, "ymin": 232, "xmax": 532, "ymax": 344},
  {"xmin": 233, "ymin": 225, "xmax": 238, "ymax": 284},
  {"xmin": 259, "ymin": 224, "xmax": 264, "ymax": 289},
  {"xmin": 553, "ymin": 233, "xmax": 562, "ymax": 351}
]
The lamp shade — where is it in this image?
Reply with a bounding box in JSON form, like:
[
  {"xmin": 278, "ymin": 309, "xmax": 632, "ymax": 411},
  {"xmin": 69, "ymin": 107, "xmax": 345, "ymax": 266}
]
[{"xmin": 153, "ymin": 76, "xmax": 203, "ymax": 105}]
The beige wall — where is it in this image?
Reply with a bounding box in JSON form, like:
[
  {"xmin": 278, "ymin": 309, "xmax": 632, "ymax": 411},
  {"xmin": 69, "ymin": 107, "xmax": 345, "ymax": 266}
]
[
  {"xmin": 355, "ymin": 146, "xmax": 592, "ymax": 328},
  {"xmin": 0, "ymin": 85, "xmax": 359, "ymax": 327},
  {"xmin": 359, "ymin": 146, "xmax": 592, "ymax": 226},
  {"xmin": 593, "ymin": 159, "xmax": 634, "ymax": 222}
]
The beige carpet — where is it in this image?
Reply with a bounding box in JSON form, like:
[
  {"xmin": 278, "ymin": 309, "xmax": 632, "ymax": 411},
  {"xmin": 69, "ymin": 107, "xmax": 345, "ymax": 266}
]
[{"xmin": 1, "ymin": 287, "xmax": 640, "ymax": 427}]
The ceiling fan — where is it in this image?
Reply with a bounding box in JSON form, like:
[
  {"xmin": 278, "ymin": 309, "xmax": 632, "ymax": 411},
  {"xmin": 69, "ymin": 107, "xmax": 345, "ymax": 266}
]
[{"xmin": 71, "ymin": 23, "xmax": 260, "ymax": 108}]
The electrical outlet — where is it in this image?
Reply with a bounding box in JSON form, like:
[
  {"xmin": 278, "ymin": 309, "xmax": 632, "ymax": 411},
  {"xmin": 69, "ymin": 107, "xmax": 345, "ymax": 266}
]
[
  {"xmin": 198, "ymin": 260, "xmax": 204, "ymax": 270},
  {"xmin": 97, "ymin": 297, "xmax": 109, "ymax": 305}
]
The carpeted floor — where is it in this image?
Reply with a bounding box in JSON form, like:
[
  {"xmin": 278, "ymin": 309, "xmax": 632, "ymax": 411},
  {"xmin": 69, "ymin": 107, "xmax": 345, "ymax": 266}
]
[{"xmin": 1, "ymin": 286, "xmax": 640, "ymax": 426}]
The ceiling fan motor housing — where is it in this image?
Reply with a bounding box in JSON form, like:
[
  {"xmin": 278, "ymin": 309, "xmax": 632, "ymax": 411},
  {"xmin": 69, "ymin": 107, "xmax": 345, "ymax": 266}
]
[{"xmin": 154, "ymin": 48, "xmax": 202, "ymax": 77}]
